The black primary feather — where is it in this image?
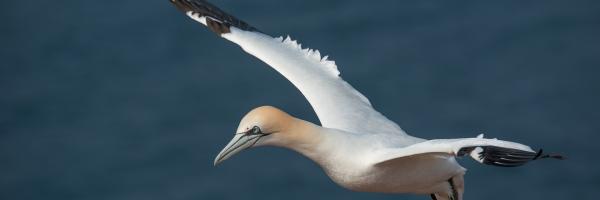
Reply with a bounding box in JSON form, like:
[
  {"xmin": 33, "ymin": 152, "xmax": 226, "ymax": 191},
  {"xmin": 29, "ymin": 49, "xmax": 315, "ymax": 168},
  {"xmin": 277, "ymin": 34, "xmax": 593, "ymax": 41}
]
[{"xmin": 170, "ymin": 0, "xmax": 259, "ymax": 34}]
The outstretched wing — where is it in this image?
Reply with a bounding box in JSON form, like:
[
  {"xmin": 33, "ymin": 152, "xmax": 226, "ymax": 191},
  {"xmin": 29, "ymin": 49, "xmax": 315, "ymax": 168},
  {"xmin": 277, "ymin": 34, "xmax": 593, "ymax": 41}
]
[
  {"xmin": 373, "ymin": 134, "xmax": 563, "ymax": 167},
  {"xmin": 171, "ymin": 0, "xmax": 409, "ymax": 136}
]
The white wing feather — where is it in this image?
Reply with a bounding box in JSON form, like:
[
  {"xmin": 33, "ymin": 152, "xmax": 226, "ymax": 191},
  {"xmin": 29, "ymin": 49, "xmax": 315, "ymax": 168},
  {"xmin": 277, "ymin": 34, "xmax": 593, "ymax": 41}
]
[
  {"xmin": 373, "ymin": 135, "xmax": 536, "ymax": 166},
  {"xmin": 185, "ymin": 11, "xmax": 410, "ymax": 137},
  {"xmin": 222, "ymin": 27, "xmax": 406, "ymax": 136}
]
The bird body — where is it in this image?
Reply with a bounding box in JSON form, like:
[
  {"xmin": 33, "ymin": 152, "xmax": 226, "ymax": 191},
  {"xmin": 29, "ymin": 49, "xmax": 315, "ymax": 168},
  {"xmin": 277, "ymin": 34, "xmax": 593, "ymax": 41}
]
[
  {"xmin": 170, "ymin": 1, "xmax": 563, "ymax": 199},
  {"xmin": 235, "ymin": 106, "xmax": 464, "ymax": 197}
]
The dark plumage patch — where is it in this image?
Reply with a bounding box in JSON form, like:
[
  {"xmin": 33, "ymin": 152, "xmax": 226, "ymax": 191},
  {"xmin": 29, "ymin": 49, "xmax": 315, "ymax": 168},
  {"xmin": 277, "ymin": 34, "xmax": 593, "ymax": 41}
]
[
  {"xmin": 170, "ymin": 0, "xmax": 259, "ymax": 35},
  {"xmin": 456, "ymin": 146, "xmax": 476, "ymax": 157},
  {"xmin": 460, "ymin": 146, "xmax": 565, "ymax": 167}
]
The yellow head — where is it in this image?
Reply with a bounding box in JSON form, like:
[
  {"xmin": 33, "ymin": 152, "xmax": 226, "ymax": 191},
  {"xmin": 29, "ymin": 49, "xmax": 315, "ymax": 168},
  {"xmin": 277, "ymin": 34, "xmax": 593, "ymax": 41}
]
[{"xmin": 214, "ymin": 106, "xmax": 302, "ymax": 165}]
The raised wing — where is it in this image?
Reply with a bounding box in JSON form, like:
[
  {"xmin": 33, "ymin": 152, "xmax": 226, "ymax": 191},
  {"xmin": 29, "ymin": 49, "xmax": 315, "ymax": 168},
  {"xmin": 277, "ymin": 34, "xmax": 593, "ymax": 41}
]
[
  {"xmin": 171, "ymin": 0, "xmax": 409, "ymax": 136},
  {"xmin": 373, "ymin": 134, "xmax": 563, "ymax": 167}
]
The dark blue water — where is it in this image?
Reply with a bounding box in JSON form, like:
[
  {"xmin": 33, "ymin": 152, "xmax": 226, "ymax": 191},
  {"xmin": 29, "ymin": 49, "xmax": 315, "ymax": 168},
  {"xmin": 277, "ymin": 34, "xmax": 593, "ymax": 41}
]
[{"xmin": 1, "ymin": 0, "xmax": 599, "ymax": 199}]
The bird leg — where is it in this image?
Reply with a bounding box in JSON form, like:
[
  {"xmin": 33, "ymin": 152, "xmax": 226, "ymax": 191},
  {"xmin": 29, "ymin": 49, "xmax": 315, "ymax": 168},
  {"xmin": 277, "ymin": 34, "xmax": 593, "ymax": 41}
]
[
  {"xmin": 448, "ymin": 178, "xmax": 458, "ymax": 200},
  {"xmin": 430, "ymin": 194, "xmax": 438, "ymax": 200}
]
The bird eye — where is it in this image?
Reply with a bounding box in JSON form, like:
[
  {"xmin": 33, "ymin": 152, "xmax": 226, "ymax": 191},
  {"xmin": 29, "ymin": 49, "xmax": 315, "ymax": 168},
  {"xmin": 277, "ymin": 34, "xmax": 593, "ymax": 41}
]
[{"xmin": 248, "ymin": 126, "xmax": 261, "ymax": 135}]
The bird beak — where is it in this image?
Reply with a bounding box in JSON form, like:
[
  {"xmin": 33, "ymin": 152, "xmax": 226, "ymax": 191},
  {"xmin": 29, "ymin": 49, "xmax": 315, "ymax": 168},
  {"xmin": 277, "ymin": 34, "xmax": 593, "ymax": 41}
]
[{"xmin": 214, "ymin": 133, "xmax": 263, "ymax": 166}]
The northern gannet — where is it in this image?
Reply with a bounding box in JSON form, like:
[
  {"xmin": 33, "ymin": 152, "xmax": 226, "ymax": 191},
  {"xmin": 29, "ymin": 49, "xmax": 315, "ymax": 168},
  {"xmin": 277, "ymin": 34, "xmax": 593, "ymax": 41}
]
[{"xmin": 170, "ymin": 1, "xmax": 564, "ymax": 199}]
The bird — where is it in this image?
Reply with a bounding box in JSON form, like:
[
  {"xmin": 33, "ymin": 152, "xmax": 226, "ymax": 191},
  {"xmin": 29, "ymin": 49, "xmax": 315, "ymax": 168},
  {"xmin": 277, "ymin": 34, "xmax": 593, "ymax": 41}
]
[{"xmin": 170, "ymin": 1, "xmax": 564, "ymax": 199}]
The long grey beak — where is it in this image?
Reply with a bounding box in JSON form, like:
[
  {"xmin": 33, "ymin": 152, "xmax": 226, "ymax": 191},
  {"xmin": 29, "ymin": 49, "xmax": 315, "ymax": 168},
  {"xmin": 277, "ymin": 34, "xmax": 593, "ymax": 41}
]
[{"xmin": 214, "ymin": 133, "xmax": 262, "ymax": 166}]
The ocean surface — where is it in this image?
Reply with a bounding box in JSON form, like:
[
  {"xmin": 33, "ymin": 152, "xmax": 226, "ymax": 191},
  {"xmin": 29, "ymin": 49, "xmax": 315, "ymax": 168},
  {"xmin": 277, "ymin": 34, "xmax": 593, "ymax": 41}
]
[{"xmin": 1, "ymin": 0, "xmax": 599, "ymax": 199}]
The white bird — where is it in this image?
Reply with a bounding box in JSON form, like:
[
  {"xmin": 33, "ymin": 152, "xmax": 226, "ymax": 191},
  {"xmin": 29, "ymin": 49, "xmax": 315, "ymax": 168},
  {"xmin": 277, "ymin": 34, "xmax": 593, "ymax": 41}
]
[{"xmin": 170, "ymin": 1, "xmax": 563, "ymax": 199}]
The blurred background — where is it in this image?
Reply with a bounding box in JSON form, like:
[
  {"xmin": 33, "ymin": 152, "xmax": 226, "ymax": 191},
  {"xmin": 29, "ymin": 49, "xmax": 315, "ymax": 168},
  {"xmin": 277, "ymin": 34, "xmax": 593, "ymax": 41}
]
[{"xmin": 1, "ymin": 0, "xmax": 599, "ymax": 199}]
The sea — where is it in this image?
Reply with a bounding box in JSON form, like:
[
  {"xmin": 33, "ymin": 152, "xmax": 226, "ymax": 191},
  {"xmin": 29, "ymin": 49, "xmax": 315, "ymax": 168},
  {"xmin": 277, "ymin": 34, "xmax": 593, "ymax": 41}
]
[{"xmin": 1, "ymin": 0, "xmax": 598, "ymax": 199}]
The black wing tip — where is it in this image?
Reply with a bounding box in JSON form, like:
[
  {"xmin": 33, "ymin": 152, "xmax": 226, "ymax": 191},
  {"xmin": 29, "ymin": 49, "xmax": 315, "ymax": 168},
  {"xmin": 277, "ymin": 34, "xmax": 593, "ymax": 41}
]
[
  {"xmin": 170, "ymin": 0, "xmax": 259, "ymax": 34},
  {"xmin": 169, "ymin": 0, "xmax": 192, "ymax": 13},
  {"xmin": 533, "ymin": 149, "xmax": 566, "ymax": 160},
  {"xmin": 460, "ymin": 146, "xmax": 565, "ymax": 167},
  {"xmin": 480, "ymin": 146, "xmax": 537, "ymax": 167}
]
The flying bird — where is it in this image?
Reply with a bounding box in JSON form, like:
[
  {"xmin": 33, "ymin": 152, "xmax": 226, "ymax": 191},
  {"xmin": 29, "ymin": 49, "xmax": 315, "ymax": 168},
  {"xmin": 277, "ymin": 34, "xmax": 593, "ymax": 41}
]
[{"xmin": 170, "ymin": 1, "xmax": 563, "ymax": 199}]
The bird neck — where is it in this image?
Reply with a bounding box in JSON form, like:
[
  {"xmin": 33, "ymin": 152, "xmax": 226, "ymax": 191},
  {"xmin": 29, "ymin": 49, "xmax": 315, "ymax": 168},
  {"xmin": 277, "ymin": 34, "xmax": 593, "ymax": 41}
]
[
  {"xmin": 281, "ymin": 119, "xmax": 354, "ymax": 176},
  {"xmin": 273, "ymin": 118, "xmax": 327, "ymax": 160},
  {"xmin": 279, "ymin": 118, "xmax": 320, "ymax": 146}
]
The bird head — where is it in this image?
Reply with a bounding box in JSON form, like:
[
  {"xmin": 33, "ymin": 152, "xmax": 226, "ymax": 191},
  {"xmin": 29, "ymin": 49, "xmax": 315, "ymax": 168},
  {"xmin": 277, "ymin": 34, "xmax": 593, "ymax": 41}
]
[{"xmin": 213, "ymin": 106, "xmax": 295, "ymax": 165}]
